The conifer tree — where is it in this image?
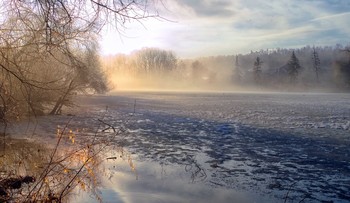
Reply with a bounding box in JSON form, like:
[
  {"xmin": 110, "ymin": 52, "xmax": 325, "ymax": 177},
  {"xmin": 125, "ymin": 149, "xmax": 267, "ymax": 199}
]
[
  {"xmin": 253, "ymin": 57, "xmax": 263, "ymax": 84},
  {"xmin": 287, "ymin": 51, "xmax": 302, "ymax": 83},
  {"xmin": 312, "ymin": 47, "xmax": 321, "ymax": 82}
]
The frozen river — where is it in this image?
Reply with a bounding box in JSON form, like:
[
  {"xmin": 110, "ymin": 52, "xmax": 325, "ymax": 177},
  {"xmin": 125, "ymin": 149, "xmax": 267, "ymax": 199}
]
[{"xmin": 21, "ymin": 91, "xmax": 350, "ymax": 202}]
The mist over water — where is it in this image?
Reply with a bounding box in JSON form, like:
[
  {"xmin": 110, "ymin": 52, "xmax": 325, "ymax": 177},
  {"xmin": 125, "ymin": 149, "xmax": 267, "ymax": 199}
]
[
  {"xmin": 103, "ymin": 46, "xmax": 350, "ymax": 93},
  {"xmin": 107, "ymin": 73, "xmax": 340, "ymax": 93},
  {"xmin": 108, "ymin": 72, "xmax": 239, "ymax": 92}
]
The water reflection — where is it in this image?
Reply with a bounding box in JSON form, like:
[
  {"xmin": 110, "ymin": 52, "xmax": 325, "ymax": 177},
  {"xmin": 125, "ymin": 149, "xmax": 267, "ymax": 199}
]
[
  {"xmin": 1, "ymin": 136, "xmax": 273, "ymax": 203},
  {"xmin": 1, "ymin": 115, "xmax": 278, "ymax": 203},
  {"xmin": 0, "ymin": 134, "xmax": 108, "ymax": 202},
  {"xmin": 75, "ymin": 151, "xmax": 269, "ymax": 203}
]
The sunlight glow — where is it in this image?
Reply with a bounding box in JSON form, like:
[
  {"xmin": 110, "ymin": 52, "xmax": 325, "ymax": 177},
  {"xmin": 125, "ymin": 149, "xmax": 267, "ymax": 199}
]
[{"xmin": 99, "ymin": 19, "xmax": 169, "ymax": 56}]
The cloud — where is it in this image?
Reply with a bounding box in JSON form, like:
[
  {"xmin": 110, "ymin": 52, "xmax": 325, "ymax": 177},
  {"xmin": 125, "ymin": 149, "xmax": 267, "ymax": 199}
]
[
  {"xmin": 172, "ymin": 0, "xmax": 236, "ymax": 17},
  {"xmin": 101, "ymin": 0, "xmax": 350, "ymax": 58},
  {"xmin": 310, "ymin": 11, "xmax": 350, "ymax": 21}
]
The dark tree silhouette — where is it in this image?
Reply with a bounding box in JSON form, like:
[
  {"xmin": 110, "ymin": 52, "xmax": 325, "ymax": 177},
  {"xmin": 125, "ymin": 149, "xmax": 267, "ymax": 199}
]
[
  {"xmin": 191, "ymin": 60, "xmax": 205, "ymax": 81},
  {"xmin": 334, "ymin": 47, "xmax": 350, "ymax": 88},
  {"xmin": 287, "ymin": 51, "xmax": 302, "ymax": 83},
  {"xmin": 253, "ymin": 56, "xmax": 263, "ymax": 84},
  {"xmin": 312, "ymin": 47, "xmax": 321, "ymax": 82}
]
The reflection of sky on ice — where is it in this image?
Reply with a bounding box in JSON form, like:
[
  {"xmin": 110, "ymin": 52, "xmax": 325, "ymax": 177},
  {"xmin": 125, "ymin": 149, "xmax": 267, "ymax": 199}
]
[{"xmin": 75, "ymin": 155, "xmax": 270, "ymax": 203}]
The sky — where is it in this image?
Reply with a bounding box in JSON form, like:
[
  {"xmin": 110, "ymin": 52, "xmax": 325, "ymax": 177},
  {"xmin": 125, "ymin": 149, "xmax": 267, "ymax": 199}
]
[{"xmin": 99, "ymin": 0, "xmax": 350, "ymax": 58}]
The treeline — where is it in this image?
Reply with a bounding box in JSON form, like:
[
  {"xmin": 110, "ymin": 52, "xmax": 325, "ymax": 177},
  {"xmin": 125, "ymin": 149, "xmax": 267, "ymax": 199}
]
[
  {"xmin": 103, "ymin": 48, "xmax": 180, "ymax": 89},
  {"xmin": 105, "ymin": 45, "xmax": 350, "ymax": 91},
  {"xmin": 229, "ymin": 45, "xmax": 350, "ymax": 90},
  {"xmin": 103, "ymin": 47, "xmax": 232, "ymax": 90}
]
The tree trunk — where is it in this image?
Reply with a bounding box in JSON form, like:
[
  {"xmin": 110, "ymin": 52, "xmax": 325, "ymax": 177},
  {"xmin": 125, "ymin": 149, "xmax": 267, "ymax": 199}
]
[
  {"xmin": 49, "ymin": 80, "xmax": 74, "ymax": 115},
  {"xmin": 49, "ymin": 97, "xmax": 64, "ymax": 115}
]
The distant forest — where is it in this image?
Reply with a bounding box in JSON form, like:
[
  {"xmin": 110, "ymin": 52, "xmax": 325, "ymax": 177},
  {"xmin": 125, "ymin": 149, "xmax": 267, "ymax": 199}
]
[{"xmin": 104, "ymin": 44, "xmax": 350, "ymax": 92}]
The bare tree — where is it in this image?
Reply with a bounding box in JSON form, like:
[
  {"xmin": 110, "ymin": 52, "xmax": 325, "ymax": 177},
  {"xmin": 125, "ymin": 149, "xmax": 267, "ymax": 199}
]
[
  {"xmin": 133, "ymin": 48, "xmax": 177, "ymax": 76},
  {"xmin": 232, "ymin": 55, "xmax": 242, "ymax": 83},
  {"xmin": 0, "ymin": 0, "xmax": 161, "ymax": 118},
  {"xmin": 1, "ymin": 1, "xmax": 162, "ymax": 201},
  {"xmin": 49, "ymin": 42, "xmax": 109, "ymax": 115}
]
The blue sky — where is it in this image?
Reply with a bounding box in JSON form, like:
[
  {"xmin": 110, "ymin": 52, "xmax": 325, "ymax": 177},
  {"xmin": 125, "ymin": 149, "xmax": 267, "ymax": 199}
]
[{"xmin": 100, "ymin": 0, "xmax": 350, "ymax": 58}]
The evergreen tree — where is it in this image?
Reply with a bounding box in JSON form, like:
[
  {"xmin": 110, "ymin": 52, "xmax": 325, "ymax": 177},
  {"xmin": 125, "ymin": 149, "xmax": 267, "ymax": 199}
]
[
  {"xmin": 312, "ymin": 47, "xmax": 321, "ymax": 82},
  {"xmin": 334, "ymin": 47, "xmax": 350, "ymax": 88},
  {"xmin": 287, "ymin": 51, "xmax": 302, "ymax": 83},
  {"xmin": 253, "ymin": 56, "xmax": 263, "ymax": 84}
]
